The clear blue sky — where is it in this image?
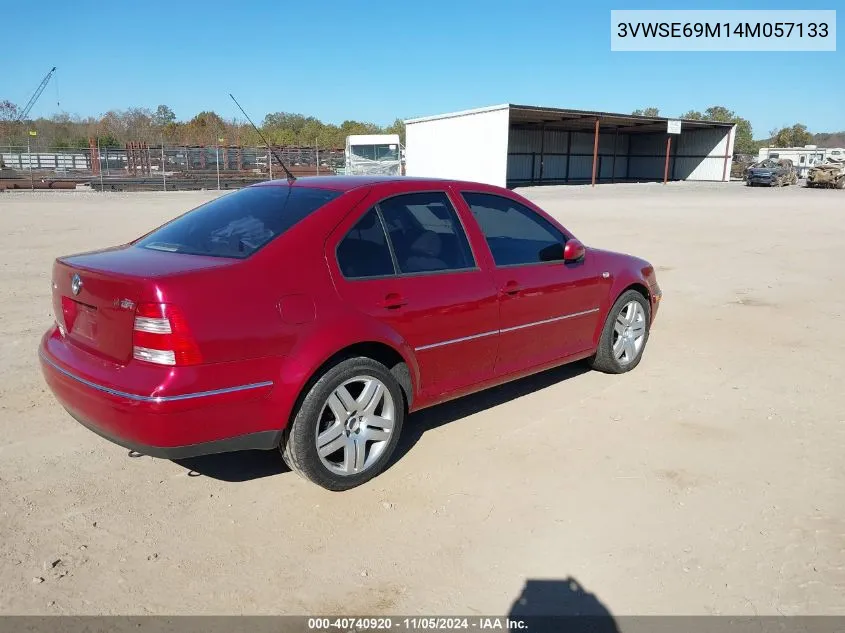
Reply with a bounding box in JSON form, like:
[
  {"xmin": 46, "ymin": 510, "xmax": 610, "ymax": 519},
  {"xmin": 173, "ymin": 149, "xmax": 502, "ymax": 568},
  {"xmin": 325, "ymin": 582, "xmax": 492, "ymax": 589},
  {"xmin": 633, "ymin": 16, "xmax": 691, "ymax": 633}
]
[{"xmin": 4, "ymin": 0, "xmax": 842, "ymax": 136}]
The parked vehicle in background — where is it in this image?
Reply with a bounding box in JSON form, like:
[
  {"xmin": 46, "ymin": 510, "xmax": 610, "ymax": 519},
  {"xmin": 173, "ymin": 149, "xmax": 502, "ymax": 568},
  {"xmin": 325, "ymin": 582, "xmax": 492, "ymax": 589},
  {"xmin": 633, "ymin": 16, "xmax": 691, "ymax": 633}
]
[
  {"xmin": 344, "ymin": 135, "xmax": 403, "ymax": 176},
  {"xmin": 806, "ymin": 158, "xmax": 845, "ymax": 189},
  {"xmin": 746, "ymin": 158, "xmax": 798, "ymax": 187},
  {"xmin": 731, "ymin": 154, "xmax": 755, "ymax": 180},
  {"xmin": 756, "ymin": 146, "xmax": 844, "ymax": 179},
  {"xmin": 38, "ymin": 176, "xmax": 661, "ymax": 491}
]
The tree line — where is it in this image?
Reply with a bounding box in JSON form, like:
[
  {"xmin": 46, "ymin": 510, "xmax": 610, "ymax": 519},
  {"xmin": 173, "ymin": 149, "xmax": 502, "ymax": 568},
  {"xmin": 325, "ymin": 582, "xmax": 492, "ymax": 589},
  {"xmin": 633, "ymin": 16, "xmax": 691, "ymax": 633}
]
[
  {"xmin": 631, "ymin": 106, "xmax": 843, "ymax": 154},
  {"xmin": 0, "ymin": 102, "xmax": 405, "ymax": 150},
  {"xmin": 1, "ymin": 98, "xmax": 840, "ymax": 153}
]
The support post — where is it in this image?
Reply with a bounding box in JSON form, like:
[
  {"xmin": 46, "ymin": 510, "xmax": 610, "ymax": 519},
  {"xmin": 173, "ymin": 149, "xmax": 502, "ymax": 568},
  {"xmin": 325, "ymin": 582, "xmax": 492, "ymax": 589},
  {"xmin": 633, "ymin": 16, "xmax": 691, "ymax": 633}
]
[
  {"xmin": 28, "ymin": 136, "xmax": 33, "ymax": 191},
  {"xmin": 591, "ymin": 118, "xmax": 600, "ymax": 187},
  {"xmin": 611, "ymin": 127, "xmax": 619, "ymax": 184},
  {"xmin": 216, "ymin": 143, "xmax": 220, "ymax": 190},
  {"xmin": 664, "ymin": 136, "xmax": 672, "ymax": 185},
  {"xmin": 722, "ymin": 128, "xmax": 732, "ymax": 182},
  {"xmin": 564, "ymin": 131, "xmax": 572, "ymax": 183},
  {"xmin": 539, "ymin": 121, "xmax": 545, "ymax": 184},
  {"xmin": 97, "ymin": 137, "xmax": 103, "ymax": 192}
]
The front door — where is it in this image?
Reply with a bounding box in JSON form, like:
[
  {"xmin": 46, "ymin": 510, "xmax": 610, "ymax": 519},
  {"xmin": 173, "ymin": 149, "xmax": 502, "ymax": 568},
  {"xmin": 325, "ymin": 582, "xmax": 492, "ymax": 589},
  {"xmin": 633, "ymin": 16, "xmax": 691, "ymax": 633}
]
[
  {"xmin": 328, "ymin": 189, "xmax": 499, "ymax": 401},
  {"xmin": 458, "ymin": 191, "xmax": 608, "ymax": 377}
]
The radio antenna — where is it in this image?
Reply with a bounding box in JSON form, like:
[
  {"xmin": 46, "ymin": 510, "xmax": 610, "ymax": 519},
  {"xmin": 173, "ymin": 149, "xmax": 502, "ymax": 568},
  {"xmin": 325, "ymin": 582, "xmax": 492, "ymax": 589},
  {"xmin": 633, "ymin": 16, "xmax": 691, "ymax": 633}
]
[{"xmin": 228, "ymin": 93, "xmax": 295, "ymax": 183}]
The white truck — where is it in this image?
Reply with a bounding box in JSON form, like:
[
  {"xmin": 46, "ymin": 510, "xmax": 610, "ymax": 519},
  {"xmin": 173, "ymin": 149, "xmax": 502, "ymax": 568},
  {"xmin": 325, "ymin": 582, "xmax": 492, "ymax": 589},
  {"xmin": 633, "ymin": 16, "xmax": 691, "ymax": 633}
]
[{"xmin": 344, "ymin": 134, "xmax": 403, "ymax": 176}]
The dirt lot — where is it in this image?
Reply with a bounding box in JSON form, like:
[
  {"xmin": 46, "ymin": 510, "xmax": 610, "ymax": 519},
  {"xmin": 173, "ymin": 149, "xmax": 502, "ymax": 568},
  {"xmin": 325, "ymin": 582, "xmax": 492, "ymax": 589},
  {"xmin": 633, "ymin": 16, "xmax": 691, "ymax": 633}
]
[{"xmin": 1, "ymin": 182, "xmax": 844, "ymax": 616}]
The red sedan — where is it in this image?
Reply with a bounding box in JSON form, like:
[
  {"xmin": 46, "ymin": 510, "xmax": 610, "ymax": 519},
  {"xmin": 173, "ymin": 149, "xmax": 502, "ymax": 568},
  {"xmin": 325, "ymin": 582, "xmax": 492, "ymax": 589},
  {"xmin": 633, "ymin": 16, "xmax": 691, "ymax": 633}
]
[{"xmin": 39, "ymin": 176, "xmax": 661, "ymax": 490}]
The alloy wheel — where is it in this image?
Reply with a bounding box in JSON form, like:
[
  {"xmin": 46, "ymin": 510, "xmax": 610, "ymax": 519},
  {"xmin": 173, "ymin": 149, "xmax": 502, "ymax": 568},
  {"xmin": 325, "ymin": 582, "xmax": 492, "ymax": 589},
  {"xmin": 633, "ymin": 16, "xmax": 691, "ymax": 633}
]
[
  {"xmin": 612, "ymin": 300, "xmax": 647, "ymax": 365},
  {"xmin": 315, "ymin": 375, "xmax": 396, "ymax": 476}
]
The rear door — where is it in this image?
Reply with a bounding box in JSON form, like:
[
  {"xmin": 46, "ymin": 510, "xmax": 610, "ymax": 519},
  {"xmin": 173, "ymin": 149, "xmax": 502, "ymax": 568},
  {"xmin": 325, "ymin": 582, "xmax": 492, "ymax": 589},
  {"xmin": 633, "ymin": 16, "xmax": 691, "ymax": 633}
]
[
  {"xmin": 328, "ymin": 186, "xmax": 499, "ymax": 400},
  {"xmin": 457, "ymin": 191, "xmax": 608, "ymax": 377}
]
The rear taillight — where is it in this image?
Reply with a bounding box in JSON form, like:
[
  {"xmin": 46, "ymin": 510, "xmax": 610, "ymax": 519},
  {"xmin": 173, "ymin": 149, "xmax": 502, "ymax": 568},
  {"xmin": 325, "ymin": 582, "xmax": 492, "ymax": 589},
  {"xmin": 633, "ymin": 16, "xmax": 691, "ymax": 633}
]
[{"xmin": 132, "ymin": 303, "xmax": 202, "ymax": 366}]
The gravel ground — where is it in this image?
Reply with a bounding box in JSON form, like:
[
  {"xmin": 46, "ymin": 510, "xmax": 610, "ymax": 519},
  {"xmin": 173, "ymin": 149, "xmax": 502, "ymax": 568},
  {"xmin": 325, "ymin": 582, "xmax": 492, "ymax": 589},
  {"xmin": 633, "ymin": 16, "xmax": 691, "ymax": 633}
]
[{"xmin": 0, "ymin": 181, "xmax": 843, "ymax": 616}]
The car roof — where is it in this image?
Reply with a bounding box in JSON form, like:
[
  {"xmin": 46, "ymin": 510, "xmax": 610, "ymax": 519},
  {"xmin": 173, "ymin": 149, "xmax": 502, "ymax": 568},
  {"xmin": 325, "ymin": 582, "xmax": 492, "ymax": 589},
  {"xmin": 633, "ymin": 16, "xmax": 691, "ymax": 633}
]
[{"xmin": 251, "ymin": 175, "xmax": 481, "ymax": 192}]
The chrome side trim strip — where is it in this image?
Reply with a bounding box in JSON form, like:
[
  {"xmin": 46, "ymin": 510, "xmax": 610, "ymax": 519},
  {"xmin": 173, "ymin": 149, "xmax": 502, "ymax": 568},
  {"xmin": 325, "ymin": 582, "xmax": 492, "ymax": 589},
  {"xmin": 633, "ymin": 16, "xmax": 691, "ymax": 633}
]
[
  {"xmin": 498, "ymin": 308, "xmax": 600, "ymax": 334},
  {"xmin": 415, "ymin": 329, "xmax": 499, "ymax": 352},
  {"xmin": 39, "ymin": 351, "xmax": 273, "ymax": 403},
  {"xmin": 414, "ymin": 307, "xmax": 600, "ymax": 352}
]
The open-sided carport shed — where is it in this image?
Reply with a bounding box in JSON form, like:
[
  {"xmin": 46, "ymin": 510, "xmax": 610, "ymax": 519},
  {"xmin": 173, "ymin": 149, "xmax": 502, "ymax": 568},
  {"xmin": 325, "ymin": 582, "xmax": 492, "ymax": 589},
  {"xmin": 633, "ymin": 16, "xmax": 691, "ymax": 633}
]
[{"xmin": 404, "ymin": 104, "xmax": 736, "ymax": 188}]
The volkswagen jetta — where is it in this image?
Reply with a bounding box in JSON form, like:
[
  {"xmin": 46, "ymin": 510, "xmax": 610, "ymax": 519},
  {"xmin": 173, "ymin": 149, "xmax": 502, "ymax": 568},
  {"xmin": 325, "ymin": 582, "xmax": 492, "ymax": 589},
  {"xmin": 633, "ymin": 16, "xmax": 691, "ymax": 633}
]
[{"xmin": 39, "ymin": 176, "xmax": 661, "ymax": 490}]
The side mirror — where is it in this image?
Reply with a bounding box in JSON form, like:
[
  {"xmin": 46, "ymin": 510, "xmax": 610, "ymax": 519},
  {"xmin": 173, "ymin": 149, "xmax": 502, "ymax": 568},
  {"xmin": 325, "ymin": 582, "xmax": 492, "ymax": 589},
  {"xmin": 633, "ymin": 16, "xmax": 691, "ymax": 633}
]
[{"xmin": 563, "ymin": 239, "xmax": 586, "ymax": 263}]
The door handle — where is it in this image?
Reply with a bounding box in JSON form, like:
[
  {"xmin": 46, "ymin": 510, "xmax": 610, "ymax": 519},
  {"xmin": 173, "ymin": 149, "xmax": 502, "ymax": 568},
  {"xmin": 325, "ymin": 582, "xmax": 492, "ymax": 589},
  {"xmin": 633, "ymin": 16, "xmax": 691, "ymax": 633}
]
[
  {"xmin": 500, "ymin": 281, "xmax": 522, "ymax": 296},
  {"xmin": 378, "ymin": 293, "xmax": 407, "ymax": 309}
]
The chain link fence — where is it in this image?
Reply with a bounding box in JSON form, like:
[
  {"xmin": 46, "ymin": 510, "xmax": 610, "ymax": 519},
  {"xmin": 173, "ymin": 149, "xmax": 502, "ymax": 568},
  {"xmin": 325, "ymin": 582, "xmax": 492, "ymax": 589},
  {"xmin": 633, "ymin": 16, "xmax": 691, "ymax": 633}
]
[{"xmin": 0, "ymin": 144, "xmax": 346, "ymax": 191}]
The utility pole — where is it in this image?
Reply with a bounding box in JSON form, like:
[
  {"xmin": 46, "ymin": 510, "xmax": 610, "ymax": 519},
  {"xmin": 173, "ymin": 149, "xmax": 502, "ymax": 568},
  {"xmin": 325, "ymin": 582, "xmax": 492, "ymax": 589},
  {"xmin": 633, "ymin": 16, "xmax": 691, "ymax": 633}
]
[
  {"xmin": 28, "ymin": 130, "xmax": 36, "ymax": 190},
  {"xmin": 97, "ymin": 137, "xmax": 103, "ymax": 191},
  {"xmin": 216, "ymin": 137, "xmax": 223, "ymax": 190}
]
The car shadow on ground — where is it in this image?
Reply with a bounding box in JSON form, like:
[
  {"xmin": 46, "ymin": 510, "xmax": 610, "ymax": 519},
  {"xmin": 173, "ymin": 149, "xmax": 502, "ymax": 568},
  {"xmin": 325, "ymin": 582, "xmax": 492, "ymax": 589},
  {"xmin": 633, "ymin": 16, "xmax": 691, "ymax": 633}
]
[
  {"xmin": 174, "ymin": 361, "xmax": 591, "ymax": 482},
  {"xmin": 388, "ymin": 361, "xmax": 591, "ymax": 468},
  {"xmin": 508, "ymin": 577, "xmax": 618, "ymax": 633}
]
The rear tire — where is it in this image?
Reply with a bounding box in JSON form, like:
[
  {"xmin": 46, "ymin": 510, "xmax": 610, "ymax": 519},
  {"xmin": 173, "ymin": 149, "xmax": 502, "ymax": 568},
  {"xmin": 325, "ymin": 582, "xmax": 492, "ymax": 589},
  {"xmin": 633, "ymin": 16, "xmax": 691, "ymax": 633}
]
[
  {"xmin": 281, "ymin": 357, "xmax": 405, "ymax": 491},
  {"xmin": 589, "ymin": 290, "xmax": 651, "ymax": 374}
]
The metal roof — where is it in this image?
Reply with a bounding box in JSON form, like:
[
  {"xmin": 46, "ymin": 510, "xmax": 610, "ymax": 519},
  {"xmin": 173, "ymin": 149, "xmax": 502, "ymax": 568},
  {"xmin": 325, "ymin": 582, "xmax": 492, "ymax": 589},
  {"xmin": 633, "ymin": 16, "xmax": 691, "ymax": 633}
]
[
  {"xmin": 405, "ymin": 104, "xmax": 734, "ymax": 134},
  {"xmin": 404, "ymin": 104, "xmax": 510, "ymax": 125},
  {"xmin": 346, "ymin": 134, "xmax": 401, "ymax": 145}
]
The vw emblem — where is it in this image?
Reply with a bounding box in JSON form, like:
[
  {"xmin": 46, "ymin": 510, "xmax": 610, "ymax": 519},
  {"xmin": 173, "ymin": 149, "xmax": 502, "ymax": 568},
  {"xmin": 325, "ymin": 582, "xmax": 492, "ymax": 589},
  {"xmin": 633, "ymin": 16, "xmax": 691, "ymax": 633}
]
[{"xmin": 71, "ymin": 273, "xmax": 83, "ymax": 296}]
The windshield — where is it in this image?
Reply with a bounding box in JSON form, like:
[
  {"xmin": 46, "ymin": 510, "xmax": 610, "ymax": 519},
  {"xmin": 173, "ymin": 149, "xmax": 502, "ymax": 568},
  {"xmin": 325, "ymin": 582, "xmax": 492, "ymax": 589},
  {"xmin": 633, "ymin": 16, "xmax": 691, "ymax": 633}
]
[
  {"xmin": 351, "ymin": 144, "xmax": 400, "ymax": 161},
  {"xmin": 135, "ymin": 186, "xmax": 341, "ymax": 259}
]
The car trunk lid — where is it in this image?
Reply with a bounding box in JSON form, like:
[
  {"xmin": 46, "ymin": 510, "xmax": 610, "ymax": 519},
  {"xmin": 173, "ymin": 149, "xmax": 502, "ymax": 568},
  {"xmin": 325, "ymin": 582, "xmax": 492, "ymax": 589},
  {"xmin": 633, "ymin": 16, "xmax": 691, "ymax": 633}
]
[
  {"xmin": 52, "ymin": 247, "xmax": 239, "ymax": 365},
  {"xmin": 52, "ymin": 260, "xmax": 142, "ymax": 364}
]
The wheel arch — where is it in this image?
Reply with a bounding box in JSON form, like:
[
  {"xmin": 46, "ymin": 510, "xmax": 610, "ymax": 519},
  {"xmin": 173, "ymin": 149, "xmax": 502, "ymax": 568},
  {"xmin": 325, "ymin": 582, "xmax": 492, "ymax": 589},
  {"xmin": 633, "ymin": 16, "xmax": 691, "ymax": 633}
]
[
  {"xmin": 275, "ymin": 323, "xmax": 420, "ymax": 438},
  {"xmin": 592, "ymin": 278, "xmax": 653, "ymax": 347},
  {"xmin": 621, "ymin": 281, "xmax": 651, "ymax": 304},
  {"xmin": 304, "ymin": 341, "xmax": 415, "ymax": 411}
]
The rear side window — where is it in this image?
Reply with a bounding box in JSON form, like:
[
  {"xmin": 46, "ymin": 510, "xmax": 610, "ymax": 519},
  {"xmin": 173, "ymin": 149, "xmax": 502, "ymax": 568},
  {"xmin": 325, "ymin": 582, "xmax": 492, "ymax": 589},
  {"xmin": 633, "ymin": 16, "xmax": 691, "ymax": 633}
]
[
  {"xmin": 378, "ymin": 192, "xmax": 475, "ymax": 274},
  {"xmin": 136, "ymin": 186, "xmax": 341, "ymax": 259},
  {"xmin": 337, "ymin": 208, "xmax": 396, "ymax": 279},
  {"xmin": 462, "ymin": 192, "xmax": 567, "ymax": 266}
]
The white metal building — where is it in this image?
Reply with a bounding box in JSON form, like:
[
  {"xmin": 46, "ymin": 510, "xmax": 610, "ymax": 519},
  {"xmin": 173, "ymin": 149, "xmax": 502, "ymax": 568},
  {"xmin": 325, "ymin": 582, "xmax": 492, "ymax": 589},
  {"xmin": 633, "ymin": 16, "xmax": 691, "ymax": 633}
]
[{"xmin": 404, "ymin": 104, "xmax": 736, "ymax": 187}]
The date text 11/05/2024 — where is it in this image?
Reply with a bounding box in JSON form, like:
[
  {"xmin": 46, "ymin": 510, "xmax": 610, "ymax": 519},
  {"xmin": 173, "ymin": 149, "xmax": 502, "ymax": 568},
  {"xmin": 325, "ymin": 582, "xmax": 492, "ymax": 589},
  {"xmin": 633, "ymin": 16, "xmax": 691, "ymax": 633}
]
[
  {"xmin": 617, "ymin": 21, "xmax": 829, "ymax": 39},
  {"xmin": 308, "ymin": 617, "xmax": 529, "ymax": 630}
]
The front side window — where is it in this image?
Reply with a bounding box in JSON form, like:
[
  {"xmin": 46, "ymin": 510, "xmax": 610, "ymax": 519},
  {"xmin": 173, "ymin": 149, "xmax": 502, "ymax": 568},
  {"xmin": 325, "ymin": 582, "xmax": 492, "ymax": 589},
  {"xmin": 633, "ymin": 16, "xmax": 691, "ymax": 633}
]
[
  {"xmin": 336, "ymin": 208, "xmax": 395, "ymax": 279},
  {"xmin": 378, "ymin": 192, "xmax": 475, "ymax": 274},
  {"xmin": 136, "ymin": 186, "xmax": 341, "ymax": 259},
  {"xmin": 461, "ymin": 192, "xmax": 567, "ymax": 266}
]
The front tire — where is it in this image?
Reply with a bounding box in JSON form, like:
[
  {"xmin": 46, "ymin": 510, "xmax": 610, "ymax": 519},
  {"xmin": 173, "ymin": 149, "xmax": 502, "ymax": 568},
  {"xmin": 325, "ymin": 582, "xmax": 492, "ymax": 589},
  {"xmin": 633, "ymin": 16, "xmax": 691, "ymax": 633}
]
[
  {"xmin": 281, "ymin": 357, "xmax": 405, "ymax": 491},
  {"xmin": 589, "ymin": 290, "xmax": 651, "ymax": 374}
]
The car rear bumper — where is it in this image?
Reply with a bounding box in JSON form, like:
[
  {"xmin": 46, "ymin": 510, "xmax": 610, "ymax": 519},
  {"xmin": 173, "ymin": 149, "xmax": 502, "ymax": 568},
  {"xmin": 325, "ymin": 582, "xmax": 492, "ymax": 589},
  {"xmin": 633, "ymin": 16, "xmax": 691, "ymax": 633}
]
[{"xmin": 39, "ymin": 327, "xmax": 282, "ymax": 458}]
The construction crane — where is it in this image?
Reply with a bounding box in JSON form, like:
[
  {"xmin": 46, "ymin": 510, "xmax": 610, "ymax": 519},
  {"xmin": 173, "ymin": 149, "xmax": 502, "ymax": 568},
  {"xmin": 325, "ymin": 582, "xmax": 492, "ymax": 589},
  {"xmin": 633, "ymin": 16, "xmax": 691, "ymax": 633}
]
[{"xmin": 16, "ymin": 66, "xmax": 56, "ymax": 122}]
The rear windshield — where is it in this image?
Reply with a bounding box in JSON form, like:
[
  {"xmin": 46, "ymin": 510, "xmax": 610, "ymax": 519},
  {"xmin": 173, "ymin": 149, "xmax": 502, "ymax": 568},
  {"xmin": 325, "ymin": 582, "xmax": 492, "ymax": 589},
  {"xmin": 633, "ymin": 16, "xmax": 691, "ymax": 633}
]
[{"xmin": 135, "ymin": 186, "xmax": 341, "ymax": 259}]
